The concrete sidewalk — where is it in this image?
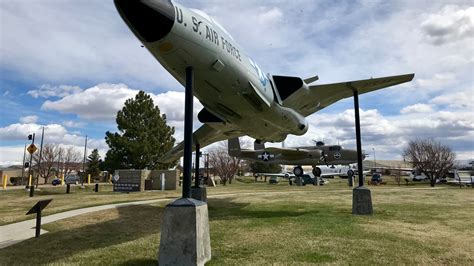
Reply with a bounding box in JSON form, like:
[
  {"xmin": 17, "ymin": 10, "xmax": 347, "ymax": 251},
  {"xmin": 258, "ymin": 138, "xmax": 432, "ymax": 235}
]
[{"xmin": 0, "ymin": 198, "xmax": 171, "ymax": 249}]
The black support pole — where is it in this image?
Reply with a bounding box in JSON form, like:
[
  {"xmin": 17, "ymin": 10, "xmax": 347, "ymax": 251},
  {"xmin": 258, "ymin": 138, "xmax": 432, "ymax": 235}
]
[
  {"xmin": 353, "ymin": 89, "xmax": 364, "ymax": 187},
  {"xmin": 35, "ymin": 209, "xmax": 41, "ymax": 238},
  {"xmin": 194, "ymin": 143, "xmax": 200, "ymax": 188},
  {"xmin": 182, "ymin": 66, "xmax": 194, "ymax": 199}
]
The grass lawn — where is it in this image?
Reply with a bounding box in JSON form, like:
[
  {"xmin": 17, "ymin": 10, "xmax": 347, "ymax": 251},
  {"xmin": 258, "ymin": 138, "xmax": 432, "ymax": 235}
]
[
  {"xmin": 0, "ymin": 177, "xmax": 473, "ymax": 265},
  {"xmin": 0, "ymin": 178, "xmax": 282, "ymax": 225}
]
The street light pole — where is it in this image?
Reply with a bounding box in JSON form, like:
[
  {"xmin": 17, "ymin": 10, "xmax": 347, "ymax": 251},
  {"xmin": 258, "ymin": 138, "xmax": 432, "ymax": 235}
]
[
  {"xmin": 36, "ymin": 127, "xmax": 45, "ymax": 188},
  {"xmin": 82, "ymin": 135, "xmax": 88, "ymax": 186},
  {"xmin": 373, "ymin": 148, "xmax": 376, "ymax": 169}
]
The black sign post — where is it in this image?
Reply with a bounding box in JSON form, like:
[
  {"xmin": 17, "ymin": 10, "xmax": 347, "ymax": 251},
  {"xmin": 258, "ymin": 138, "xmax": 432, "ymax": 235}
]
[{"xmin": 26, "ymin": 199, "xmax": 53, "ymax": 238}]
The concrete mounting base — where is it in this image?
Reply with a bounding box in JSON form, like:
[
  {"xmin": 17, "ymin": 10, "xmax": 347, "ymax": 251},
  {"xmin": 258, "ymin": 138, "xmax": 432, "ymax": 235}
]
[
  {"xmin": 352, "ymin": 186, "xmax": 373, "ymax": 215},
  {"xmin": 158, "ymin": 198, "xmax": 211, "ymax": 266},
  {"xmin": 295, "ymin": 177, "xmax": 303, "ymax": 186},
  {"xmin": 191, "ymin": 187, "xmax": 207, "ymax": 202}
]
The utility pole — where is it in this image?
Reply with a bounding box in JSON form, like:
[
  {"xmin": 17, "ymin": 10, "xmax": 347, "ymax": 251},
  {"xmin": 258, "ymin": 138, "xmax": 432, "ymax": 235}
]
[
  {"xmin": 81, "ymin": 135, "xmax": 88, "ymax": 186},
  {"xmin": 36, "ymin": 127, "xmax": 45, "ymax": 188},
  {"xmin": 21, "ymin": 143, "xmax": 26, "ymax": 184},
  {"xmin": 57, "ymin": 149, "xmax": 62, "ymax": 177}
]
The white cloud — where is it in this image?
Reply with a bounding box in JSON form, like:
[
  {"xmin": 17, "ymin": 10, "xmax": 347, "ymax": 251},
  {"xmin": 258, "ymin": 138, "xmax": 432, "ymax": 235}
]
[
  {"xmin": 0, "ymin": 146, "xmax": 26, "ymax": 167},
  {"xmin": 41, "ymin": 83, "xmax": 137, "ymax": 121},
  {"xmin": 0, "ymin": 123, "xmax": 67, "ymax": 141},
  {"xmin": 400, "ymin": 104, "xmax": 434, "ymax": 114},
  {"xmin": 282, "ymin": 108, "xmax": 474, "ymax": 160},
  {"xmin": 62, "ymin": 121, "xmax": 85, "ymax": 128},
  {"xmin": 0, "ymin": 121, "xmax": 109, "ymax": 166},
  {"xmin": 27, "ymin": 84, "xmax": 82, "ymax": 98},
  {"xmin": 0, "ymin": 1, "xmax": 180, "ymax": 90},
  {"xmin": 430, "ymin": 90, "xmax": 474, "ymax": 111},
  {"xmin": 421, "ymin": 5, "xmax": 474, "ymax": 45},
  {"xmin": 415, "ymin": 73, "xmax": 457, "ymax": 90},
  {"xmin": 40, "ymin": 83, "xmax": 203, "ymax": 124},
  {"xmin": 36, "ymin": 83, "xmax": 205, "ymax": 149},
  {"xmin": 0, "ymin": 144, "xmax": 108, "ymax": 167},
  {"xmin": 0, "ymin": 122, "xmax": 107, "ymax": 151},
  {"xmin": 257, "ymin": 7, "xmax": 283, "ymax": 25},
  {"xmin": 1, "ymin": 0, "xmax": 473, "ymax": 164},
  {"xmin": 19, "ymin": 115, "xmax": 38, "ymax": 124}
]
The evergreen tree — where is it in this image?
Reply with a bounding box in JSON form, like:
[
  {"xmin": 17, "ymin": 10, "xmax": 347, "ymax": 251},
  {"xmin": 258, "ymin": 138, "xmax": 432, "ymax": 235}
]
[
  {"xmin": 87, "ymin": 149, "xmax": 102, "ymax": 179},
  {"xmin": 104, "ymin": 91, "xmax": 175, "ymax": 170}
]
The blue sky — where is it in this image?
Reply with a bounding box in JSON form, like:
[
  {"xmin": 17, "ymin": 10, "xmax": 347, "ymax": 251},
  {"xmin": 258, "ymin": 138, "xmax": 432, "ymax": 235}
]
[{"xmin": 0, "ymin": 0, "xmax": 473, "ymax": 166}]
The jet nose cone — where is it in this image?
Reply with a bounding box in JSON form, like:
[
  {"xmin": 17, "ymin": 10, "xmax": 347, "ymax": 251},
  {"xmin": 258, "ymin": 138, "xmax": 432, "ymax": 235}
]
[{"xmin": 115, "ymin": 0, "xmax": 175, "ymax": 42}]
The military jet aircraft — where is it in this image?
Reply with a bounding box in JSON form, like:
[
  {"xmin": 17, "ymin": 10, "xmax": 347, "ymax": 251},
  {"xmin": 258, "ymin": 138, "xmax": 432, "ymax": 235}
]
[
  {"xmin": 114, "ymin": 0, "xmax": 414, "ymax": 163},
  {"xmin": 228, "ymin": 138, "xmax": 359, "ymax": 177}
]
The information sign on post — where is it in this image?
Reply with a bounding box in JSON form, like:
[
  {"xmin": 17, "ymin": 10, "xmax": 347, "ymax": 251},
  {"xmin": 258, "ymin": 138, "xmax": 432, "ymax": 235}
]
[{"xmin": 26, "ymin": 199, "xmax": 53, "ymax": 238}]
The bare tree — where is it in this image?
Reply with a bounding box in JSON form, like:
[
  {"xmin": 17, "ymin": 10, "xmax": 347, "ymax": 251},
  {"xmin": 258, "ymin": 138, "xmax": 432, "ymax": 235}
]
[
  {"xmin": 403, "ymin": 138, "xmax": 455, "ymax": 187},
  {"xmin": 33, "ymin": 143, "xmax": 60, "ymax": 183},
  {"xmin": 63, "ymin": 147, "xmax": 82, "ymax": 175},
  {"xmin": 208, "ymin": 142, "xmax": 240, "ymax": 185},
  {"xmin": 394, "ymin": 165, "xmax": 402, "ymax": 186}
]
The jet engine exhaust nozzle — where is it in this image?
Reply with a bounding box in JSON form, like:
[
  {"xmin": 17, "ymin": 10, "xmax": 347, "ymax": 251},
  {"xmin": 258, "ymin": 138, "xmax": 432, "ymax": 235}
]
[{"xmin": 114, "ymin": 0, "xmax": 175, "ymax": 43}]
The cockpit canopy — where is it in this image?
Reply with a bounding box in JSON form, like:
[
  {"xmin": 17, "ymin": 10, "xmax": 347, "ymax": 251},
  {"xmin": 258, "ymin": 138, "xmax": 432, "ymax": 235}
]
[{"xmin": 315, "ymin": 141, "xmax": 325, "ymax": 146}]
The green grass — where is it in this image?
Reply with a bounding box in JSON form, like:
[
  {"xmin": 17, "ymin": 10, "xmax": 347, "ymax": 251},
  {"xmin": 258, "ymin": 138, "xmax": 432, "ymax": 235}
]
[{"xmin": 0, "ymin": 177, "xmax": 473, "ymax": 265}]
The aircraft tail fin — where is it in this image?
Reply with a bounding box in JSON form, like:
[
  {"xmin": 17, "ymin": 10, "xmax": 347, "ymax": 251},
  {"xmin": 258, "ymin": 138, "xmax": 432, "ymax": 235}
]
[{"xmin": 228, "ymin": 138, "xmax": 241, "ymax": 157}]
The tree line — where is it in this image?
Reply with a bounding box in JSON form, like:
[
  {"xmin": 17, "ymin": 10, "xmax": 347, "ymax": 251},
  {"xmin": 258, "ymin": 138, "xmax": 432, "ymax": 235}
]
[{"xmin": 28, "ymin": 145, "xmax": 102, "ymax": 184}]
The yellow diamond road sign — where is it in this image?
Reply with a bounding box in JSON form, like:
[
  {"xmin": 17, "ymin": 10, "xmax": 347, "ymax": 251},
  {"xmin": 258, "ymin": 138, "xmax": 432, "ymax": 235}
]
[{"xmin": 27, "ymin": 144, "xmax": 37, "ymax": 154}]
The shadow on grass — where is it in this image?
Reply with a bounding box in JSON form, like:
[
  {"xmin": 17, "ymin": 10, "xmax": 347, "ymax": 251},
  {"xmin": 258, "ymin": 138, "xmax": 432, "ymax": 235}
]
[
  {"xmin": 117, "ymin": 258, "xmax": 157, "ymax": 265},
  {"xmin": 34, "ymin": 185, "xmax": 112, "ymax": 196},
  {"xmin": 207, "ymin": 197, "xmax": 309, "ymax": 221},
  {"xmin": 0, "ymin": 204, "xmax": 164, "ymax": 265}
]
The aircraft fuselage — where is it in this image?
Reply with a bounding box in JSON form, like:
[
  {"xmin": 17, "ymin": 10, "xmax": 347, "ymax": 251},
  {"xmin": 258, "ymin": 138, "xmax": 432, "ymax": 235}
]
[{"xmin": 115, "ymin": 0, "xmax": 308, "ymax": 142}]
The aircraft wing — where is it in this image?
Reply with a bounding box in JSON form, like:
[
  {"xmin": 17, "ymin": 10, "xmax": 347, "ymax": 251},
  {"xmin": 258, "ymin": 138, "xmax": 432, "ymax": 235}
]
[
  {"xmin": 159, "ymin": 124, "xmax": 242, "ymax": 163},
  {"xmin": 320, "ymin": 172, "xmax": 346, "ymax": 177},
  {"xmin": 255, "ymin": 172, "xmax": 293, "ymax": 178},
  {"xmin": 283, "ymin": 73, "xmax": 415, "ymax": 116}
]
